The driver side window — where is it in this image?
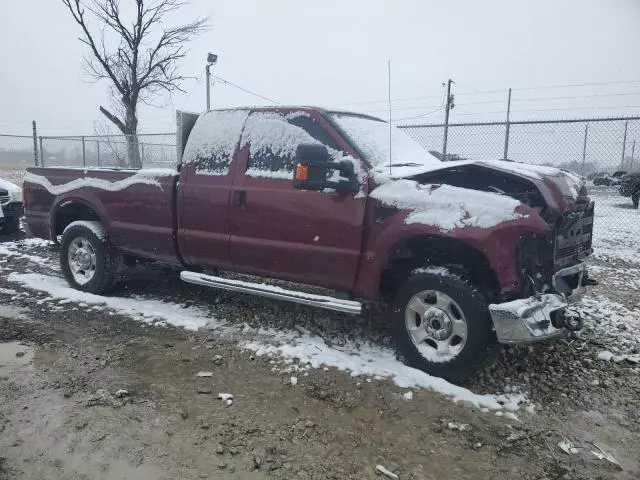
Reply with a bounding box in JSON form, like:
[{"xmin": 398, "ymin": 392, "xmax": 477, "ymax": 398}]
[{"xmin": 241, "ymin": 112, "xmax": 341, "ymax": 180}]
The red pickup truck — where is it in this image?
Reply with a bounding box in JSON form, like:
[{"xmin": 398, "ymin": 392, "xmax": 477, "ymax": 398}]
[{"xmin": 23, "ymin": 107, "xmax": 595, "ymax": 381}]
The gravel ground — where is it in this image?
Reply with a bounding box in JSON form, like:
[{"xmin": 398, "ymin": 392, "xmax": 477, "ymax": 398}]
[{"xmin": 1, "ymin": 180, "xmax": 639, "ymax": 479}]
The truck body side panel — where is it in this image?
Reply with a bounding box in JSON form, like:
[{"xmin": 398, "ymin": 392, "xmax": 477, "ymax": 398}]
[{"xmin": 23, "ymin": 168, "xmax": 179, "ymax": 263}]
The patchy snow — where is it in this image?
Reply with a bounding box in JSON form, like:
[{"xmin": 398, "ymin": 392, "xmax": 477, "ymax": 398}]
[
  {"xmin": 574, "ymin": 294, "xmax": 640, "ymax": 358},
  {"xmin": 64, "ymin": 220, "xmax": 106, "ymax": 241},
  {"xmin": 589, "ymin": 188, "xmax": 640, "ymax": 263},
  {"xmin": 241, "ymin": 333, "xmax": 524, "ymax": 410},
  {"xmin": 0, "ymin": 243, "xmax": 53, "ymax": 266},
  {"xmin": 402, "ymin": 391, "xmax": 413, "ymax": 401},
  {"xmin": 6, "ymin": 273, "xmax": 218, "ymax": 331},
  {"xmin": 245, "ymin": 168, "xmax": 292, "ymax": 180},
  {"xmin": 24, "ymin": 168, "xmax": 176, "ymax": 195},
  {"xmin": 371, "ymin": 179, "xmax": 524, "ymax": 231},
  {"xmin": 182, "ymin": 110, "xmax": 249, "ymax": 176},
  {"xmin": 597, "ymin": 350, "xmax": 615, "ymax": 362}
]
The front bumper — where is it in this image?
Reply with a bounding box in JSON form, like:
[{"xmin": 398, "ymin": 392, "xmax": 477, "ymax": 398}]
[{"xmin": 489, "ymin": 263, "xmax": 586, "ymax": 344}]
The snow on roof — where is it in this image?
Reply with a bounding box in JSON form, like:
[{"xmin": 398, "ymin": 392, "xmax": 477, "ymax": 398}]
[
  {"xmin": 371, "ymin": 179, "xmax": 525, "ymax": 231},
  {"xmin": 182, "ymin": 110, "xmax": 249, "ymax": 175},
  {"xmin": 24, "ymin": 168, "xmax": 176, "ymax": 195}
]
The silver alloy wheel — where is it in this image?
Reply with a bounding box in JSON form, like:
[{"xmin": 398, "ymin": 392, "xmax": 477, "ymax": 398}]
[
  {"xmin": 404, "ymin": 289, "xmax": 468, "ymax": 363},
  {"xmin": 67, "ymin": 236, "xmax": 97, "ymax": 285}
]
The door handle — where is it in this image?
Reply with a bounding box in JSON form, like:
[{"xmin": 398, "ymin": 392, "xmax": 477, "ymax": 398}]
[{"xmin": 233, "ymin": 190, "xmax": 247, "ymax": 209}]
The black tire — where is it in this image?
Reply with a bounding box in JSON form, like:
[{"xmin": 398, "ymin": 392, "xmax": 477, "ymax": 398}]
[
  {"xmin": 60, "ymin": 222, "xmax": 118, "ymax": 294},
  {"xmin": 389, "ymin": 268, "xmax": 496, "ymax": 383},
  {"xmin": 2, "ymin": 216, "xmax": 20, "ymax": 234},
  {"xmin": 632, "ymin": 189, "xmax": 639, "ymax": 209}
]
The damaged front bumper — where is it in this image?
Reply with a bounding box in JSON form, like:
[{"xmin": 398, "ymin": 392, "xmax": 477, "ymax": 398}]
[{"xmin": 489, "ymin": 263, "xmax": 586, "ymax": 344}]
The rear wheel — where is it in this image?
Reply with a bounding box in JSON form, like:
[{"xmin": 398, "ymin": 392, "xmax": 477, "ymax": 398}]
[
  {"xmin": 389, "ymin": 268, "xmax": 496, "ymax": 383},
  {"xmin": 60, "ymin": 222, "xmax": 118, "ymax": 294}
]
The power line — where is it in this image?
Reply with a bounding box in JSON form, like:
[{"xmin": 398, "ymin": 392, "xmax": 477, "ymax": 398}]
[
  {"xmin": 392, "ymin": 106, "xmax": 444, "ymax": 122},
  {"xmin": 213, "ymin": 75, "xmax": 280, "ymax": 105}
]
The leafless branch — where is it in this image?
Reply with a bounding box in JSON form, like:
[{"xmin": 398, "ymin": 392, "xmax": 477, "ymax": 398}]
[{"xmin": 61, "ymin": 0, "xmax": 209, "ymax": 142}]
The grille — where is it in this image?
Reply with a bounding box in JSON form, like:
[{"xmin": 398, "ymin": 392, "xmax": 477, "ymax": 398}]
[
  {"xmin": 554, "ymin": 202, "xmax": 594, "ymax": 268},
  {"xmin": 0, "ymin": 191, "xmax": 9, "ymax": 205}
]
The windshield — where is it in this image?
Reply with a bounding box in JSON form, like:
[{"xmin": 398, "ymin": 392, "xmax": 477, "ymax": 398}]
[{"xmin": 329, "ymin": 113, "xmax": 443, "ymax": 177}]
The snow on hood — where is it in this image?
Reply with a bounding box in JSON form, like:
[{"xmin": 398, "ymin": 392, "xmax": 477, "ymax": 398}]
[{"xmin": 371, "ymin": 179, "xmax": 525, "ymax": 231}]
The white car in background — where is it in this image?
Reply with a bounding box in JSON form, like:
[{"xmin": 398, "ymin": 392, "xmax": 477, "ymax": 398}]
[{"xmin": 0, "ymin": 178, "xmax": 23, "ymax": 234}]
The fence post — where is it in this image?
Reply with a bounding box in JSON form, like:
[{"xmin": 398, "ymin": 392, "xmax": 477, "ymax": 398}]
[
  {"xmin": 581, "ymin": 123, "xmax": 589, "ymax": 176},
  {"xmin": 81, "ymin": 136, "xmax": 86, "ymax": 167},
  {"xmin": 503, "ymin": 88, "xmax": 512, "ymax": 160},
  {"xmin": 96, "ymin": 140, "xmax": 101, "ymax": 167},
  {"xmin": 39, "ymin": 136, "xmax": 44, "ymax": 167},
  {"xmin": 621, "ymin": 120, "xmax": 628, "ymax": 170},
  {"xmin": 141, "ymin": 142, "xmax": 145, "ymax": 166},
  {"xmin": 32, "ymin": 120, "xmax": 39, "ymax": 166}
]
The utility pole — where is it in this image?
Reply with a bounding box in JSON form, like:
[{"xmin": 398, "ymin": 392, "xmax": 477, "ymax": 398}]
[
  {"xmin": 503, "ymin": 88, "xmax": 512, "ymax": 160},
  {"xmin": 32, "ymin": 120, "xmax": 38, "ymax": 167},
  {"xmin": 442, "ymin": 79, "xmax": 454, "ymax": 160},
  {"xmin": 205, "ymin": 53, "xmax": 218, "ymax": 111}
]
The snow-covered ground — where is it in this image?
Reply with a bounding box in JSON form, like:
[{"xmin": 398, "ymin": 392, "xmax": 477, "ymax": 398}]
[{"xmin": 590, "ymin": 186, "xmax": 640, "ymax": 263}]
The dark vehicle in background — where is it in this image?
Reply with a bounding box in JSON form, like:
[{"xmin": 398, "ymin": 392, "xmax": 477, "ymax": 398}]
[
  {"xmin": 619, "ymin": 172, "xmax": 640, "ymax": 208},
  {"xmin": 0, "ymin": 178, "xmax": 23, "ymax": 234},
  {"xmin": 593, "ymin": 170, "xmax": 627, "ymax": 186},
  {"xmin": 22, "ymin": 107, "xmax": 594, "ymax": 382}
]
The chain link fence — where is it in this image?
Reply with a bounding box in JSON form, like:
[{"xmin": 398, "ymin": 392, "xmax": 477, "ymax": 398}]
[
  {"xmin": 39, "ymin": 133, "xmax": 176, "ymax": 169},
  {"xmin": 398, "ymin": 116, "xmax": 640, "ymax": 176}
]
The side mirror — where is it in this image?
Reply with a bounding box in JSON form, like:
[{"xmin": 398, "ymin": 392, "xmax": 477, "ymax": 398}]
[{"xmin": 293, "ymin": 144, "xmax": 359, "ymax": 193}]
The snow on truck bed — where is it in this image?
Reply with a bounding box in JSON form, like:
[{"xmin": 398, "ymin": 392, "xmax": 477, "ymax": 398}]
[{"xmin": 23, "ymin": 168, "xmax": 176, "ymax": 195}]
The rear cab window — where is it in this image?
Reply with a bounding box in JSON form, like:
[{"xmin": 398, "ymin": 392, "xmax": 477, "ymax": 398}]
[{"xmin": 181, "ymin": 110, "xmax": 249, "ymax": 176}]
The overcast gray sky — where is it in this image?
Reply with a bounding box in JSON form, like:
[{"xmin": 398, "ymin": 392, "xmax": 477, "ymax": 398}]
[{"xmin": 1, "ymin": 0, "xmax": 639, "ymax": 135}]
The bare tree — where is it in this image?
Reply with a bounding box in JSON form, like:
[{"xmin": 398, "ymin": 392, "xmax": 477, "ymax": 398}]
[{"xmin": 62, "ymin": 0, "xmax": 208, "ymax": 168}]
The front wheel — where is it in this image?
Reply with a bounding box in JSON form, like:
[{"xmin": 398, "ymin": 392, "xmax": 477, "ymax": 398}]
[
  {"xmin": 60, "ymin": 221, "xmax": 118, "ymax": 294},
  {"xmin": 632, "ymin": 189, "xmax": 639, "ymax": 209},
  {"xmin": 389, "ymin": 268, "xmax": 496, "ymax": 383}
]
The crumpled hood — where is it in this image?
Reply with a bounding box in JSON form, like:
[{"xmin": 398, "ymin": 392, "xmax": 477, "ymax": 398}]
[
  {"xmin": 476, "ymin": 160, "xmax": 584, "ymax": 202},
  {"xmin": 393, "ymin": 159, "xmax": 585, "ymax": 213}
]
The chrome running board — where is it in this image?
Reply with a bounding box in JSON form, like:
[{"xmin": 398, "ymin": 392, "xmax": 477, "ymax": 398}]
[{"xmin": 180, "ymin": 271, "xmax": 362, "ymax": 315}]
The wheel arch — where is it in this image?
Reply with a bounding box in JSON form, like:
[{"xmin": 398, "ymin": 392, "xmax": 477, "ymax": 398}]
[
  {"xmin": 378, "ymin": 234, "xmax": 501, "ymax": 303},
  {"xmin": 50, "ymin": 197, "xmax": 107, "ymax": 243}
]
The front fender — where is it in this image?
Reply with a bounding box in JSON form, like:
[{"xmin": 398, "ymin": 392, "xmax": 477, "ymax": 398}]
[{"xmin": 353, "ymin": 205, "xmax": 549, "ymax": 299}]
